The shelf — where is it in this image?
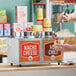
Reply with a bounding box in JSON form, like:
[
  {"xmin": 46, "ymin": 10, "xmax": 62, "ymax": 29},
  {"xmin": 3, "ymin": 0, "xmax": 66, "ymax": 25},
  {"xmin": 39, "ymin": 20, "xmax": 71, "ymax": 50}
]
[
  {"xmin": 33, "ymin": 4, "xmax": 46, "ymax": 6},
  {"xmin": 33, "ymin": 2, "xmax": 75, "ymax": 6},
  {"xmin": 33, "ymin": 2, "xmax": 46, "ymax": 6},
  {"xmin": 0, "ymin": 55, "xmax": 7, "ymax": 57},
  {"xmin": 33, "ymin": 0, "xmax": 46, "ymax": 6},
  {"xmin": 0, "ymin": 63, "xmax": 76, "ymax": 72},
  {"xmin": 51, "ymin": 3, "xmax": 75, "ymax": 5}
]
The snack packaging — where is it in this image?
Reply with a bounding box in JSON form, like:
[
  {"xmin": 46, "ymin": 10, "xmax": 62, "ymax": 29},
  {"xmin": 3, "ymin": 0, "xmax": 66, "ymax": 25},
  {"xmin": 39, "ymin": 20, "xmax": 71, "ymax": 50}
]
[
  {"xmin": 15, "ymin": 6, "xmax": 27, "ymax": 24},
  {"xmin": 0, "ymin": 24, "xmax": 3, "ymax": 36},
  {"xmin": 0, "ymin": 16, "xmax": 7, "ymax": 23},
  {"xmin": 4, "ymin": 24, "xmax": 11, "ymax": 37}
]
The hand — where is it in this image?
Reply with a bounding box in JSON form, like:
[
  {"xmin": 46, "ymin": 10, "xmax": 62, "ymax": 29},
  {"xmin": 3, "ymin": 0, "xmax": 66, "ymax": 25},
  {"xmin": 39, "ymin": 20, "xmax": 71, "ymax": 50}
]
[
  {"xmin": 54, "ymin": 46, "xmax": 63, "ymax": 52},
  {"xmin": 57, "ymin": 45, "xmax": 68, "ymax": 51},
  {"xmin": 57, "ymin": 45, "xmax": 75, "ymax": 52},
  {"xmin": 59, "ymin": 13, "xmax": 71, "ymax": 22}
]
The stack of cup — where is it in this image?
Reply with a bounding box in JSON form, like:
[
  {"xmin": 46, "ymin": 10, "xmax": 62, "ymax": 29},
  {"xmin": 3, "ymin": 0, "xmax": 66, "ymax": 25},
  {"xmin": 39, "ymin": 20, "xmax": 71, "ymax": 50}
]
[
  {"xmin": 31, "ymin": 25, "xmax": 43, "ymax": 31},
  {"xmin": 43, "ymin": 18, "xmax": 52, "ymax": 31},
  {"xmin": 37, "ymin": 8, "xmax": 43, "ymax": 25}
]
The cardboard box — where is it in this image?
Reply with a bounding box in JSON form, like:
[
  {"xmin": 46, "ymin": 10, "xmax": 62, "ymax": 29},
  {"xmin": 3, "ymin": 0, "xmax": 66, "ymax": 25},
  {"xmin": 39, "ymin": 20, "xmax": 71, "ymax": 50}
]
[
  {"xmin": 0, "ymin": 38, "xmax": 8, "ymax": 55},
  {"xmin": 4, "ymin": 24, "xmax": 11, "ymax": 37},
  {"xmin": 15, "ymin": 6, "xmax": 27, "ymax": 24},
  {"xmin": 26, "ymin": 22, "xmax": 33, "ymax": 31},
  {"xmin": 0, "ymin": 24, "xmax": 3, "ymax": 36},
  {"xmin": 0, "ymin": 45, "xmax": 8, "ymax": 55},
  {"xmin": 0, "ymin": 16, "xmax": 7, "ymax": 23},
  {"xmin": 0, "ymin": 10, "xmax": 6, "ymax": 16},
  {"xmin": 23, "ymin": 23, "xmax": 27, "ymax": 31},
  {"xmin": 12, "ymin": 23, "xmax": 24, "ymax": 32}
]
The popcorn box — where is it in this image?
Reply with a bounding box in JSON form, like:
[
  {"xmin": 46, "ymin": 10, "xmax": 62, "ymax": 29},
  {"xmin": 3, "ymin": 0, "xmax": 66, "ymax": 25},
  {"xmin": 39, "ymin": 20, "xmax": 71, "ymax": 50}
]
[
  {"xmin": 0, "ymin": 16, "xmax": 7, "ymax": 23},
  {"xmin": 0, "ymin": 10, "xmax": 6, "ymax": 16},
  {"xmin": 26, "ymin": 22, "xmax": 33, "ymax": 31},
  {"xmin": 23, "ymin": 23, "xmax": 27, "ymax": 31},
  {"xmin": 15, "ymin": 6, "xmax": 27, "ymax": 24},
  {"xmin": 4, "ymin": 24, "xmax": 11, "ymax": 37},
  {"xmin": 12, "ymin": 23, "xmax": 24, "ymax": 36},
  {"xmin": 12, "ymin": 23, "xmax": 24, "ymax": 32},
  {"xmin": 0, "ymin": 24, "xmax": 3, "ymax": 36}
]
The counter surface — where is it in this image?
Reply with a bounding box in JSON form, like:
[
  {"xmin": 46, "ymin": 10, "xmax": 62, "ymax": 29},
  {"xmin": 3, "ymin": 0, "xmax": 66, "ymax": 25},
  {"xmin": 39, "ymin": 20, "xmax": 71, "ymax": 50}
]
[{"xmin": 0, "ymin": 63, "xmax": 76, "ymax": 72}]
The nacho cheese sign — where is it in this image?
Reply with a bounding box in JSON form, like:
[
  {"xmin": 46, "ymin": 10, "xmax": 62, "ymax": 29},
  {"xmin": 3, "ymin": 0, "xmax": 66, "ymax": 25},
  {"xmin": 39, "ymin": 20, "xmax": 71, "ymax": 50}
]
[
  {"xmin": 43, "ymin": 40, "xmax": 62, "ymax": 61},
  {"xmin": 20, "ymin": 41, "xmax": 40, "ymax": 62}
]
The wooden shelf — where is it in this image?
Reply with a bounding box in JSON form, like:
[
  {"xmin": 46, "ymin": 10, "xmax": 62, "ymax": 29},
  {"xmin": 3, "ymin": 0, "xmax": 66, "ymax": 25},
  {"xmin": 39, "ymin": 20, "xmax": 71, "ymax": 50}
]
[{"xmin": 0, "ymin": 63, "xmax": 76, "ymax": 72}]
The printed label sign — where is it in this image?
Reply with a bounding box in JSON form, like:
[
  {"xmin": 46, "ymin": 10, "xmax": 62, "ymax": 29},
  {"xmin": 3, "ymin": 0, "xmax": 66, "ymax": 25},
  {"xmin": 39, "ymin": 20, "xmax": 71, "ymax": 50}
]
[
  {"xmin": 22, "ymin": 43, "xmax": 39, "ymax": 57},
  {"xmin": 44, "ymin": 40, "xmax": 62, "ymax": 61},
  {"xmin": 20, "ymin": 41, "xmax": 40, "ymax": 62}
]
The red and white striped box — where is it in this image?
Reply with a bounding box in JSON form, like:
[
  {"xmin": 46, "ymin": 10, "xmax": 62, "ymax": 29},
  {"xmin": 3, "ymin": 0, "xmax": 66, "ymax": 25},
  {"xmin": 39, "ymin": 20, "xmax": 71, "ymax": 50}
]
[
  {"xmin": 12, "ymin": 23, "xmax": 24, "ymax": 36},
  {"xmin": 12, "ymin": 23, "xmax": 24, "ymax": 32},
  {"xmin": 15, "ymin": 6, "xmax": 27, "ymax": 30},
  {"xmin": 26, "ymin": 22, "xmax": 33, "ymax": 31},
  {"xmin": 4, "ymin": 24, "xmax": 11, "ymax": 37}
]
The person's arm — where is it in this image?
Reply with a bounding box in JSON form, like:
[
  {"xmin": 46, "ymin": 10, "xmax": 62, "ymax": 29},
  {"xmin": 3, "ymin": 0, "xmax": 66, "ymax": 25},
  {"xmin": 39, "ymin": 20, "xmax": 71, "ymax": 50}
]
[
  {"xmin": 69, "ymin": 13, "xmax": 76, "ymax": 22},
  {"xmin": 59, "ymin": 13, "xmax": 76, "ymax": 22},
  {"xmin": 68, "ymin": 45, "xmax": 76, "ymax": 51},
  {"xmin": 60, "ymin": 45, "xmax": 76, "ymax": 52}
]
